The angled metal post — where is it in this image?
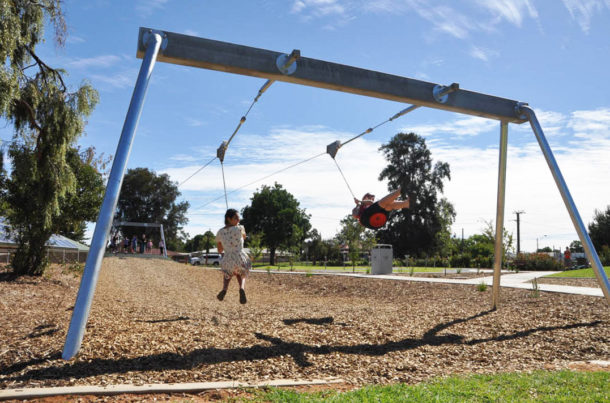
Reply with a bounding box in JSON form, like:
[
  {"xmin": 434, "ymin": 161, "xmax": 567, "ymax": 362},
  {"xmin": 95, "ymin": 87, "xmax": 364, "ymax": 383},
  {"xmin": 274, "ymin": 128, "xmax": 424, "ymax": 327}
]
[
  {"xmin": 518, "ymin": 105, "xmax": 610, "ymax": 304},
  {"xmin": 492, "ymin": 121, "xmax": 509, "ymax": 309},
  {"xmin": 160, "ymin": 224, "xmax": 167, "ymax": 258},
  {"xmin": 62, "ymin": 30, "xmax": 165, "ymax": 360}
]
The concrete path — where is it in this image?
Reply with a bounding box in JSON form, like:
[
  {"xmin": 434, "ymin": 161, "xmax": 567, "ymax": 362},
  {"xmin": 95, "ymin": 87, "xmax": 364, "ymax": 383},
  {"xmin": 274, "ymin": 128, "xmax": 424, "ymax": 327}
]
[{"xmin": 252, "ymin": 269, "xmax": 604, "ymax": 297}]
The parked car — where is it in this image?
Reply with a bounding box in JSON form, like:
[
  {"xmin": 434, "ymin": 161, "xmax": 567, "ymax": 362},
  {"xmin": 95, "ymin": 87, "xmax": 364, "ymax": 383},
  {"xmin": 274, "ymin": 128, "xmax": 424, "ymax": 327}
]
[{"xmin": 189, "ymin": 253, "xmax": 221, "ymax": 266}]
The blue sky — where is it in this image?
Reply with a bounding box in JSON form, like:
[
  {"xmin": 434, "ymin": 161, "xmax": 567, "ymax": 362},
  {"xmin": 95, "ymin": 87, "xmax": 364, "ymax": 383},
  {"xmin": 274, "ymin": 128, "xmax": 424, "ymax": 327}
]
[{"xmin": 3, "ymin": 0, "xmax": 610, "ymax": 252}]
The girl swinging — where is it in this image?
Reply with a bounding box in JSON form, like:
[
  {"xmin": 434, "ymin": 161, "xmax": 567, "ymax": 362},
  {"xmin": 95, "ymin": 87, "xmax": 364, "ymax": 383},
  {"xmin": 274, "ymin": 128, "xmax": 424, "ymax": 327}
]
[{"xmin": 352, "ymin": 188, "xmax": 410, "ymax": 230}]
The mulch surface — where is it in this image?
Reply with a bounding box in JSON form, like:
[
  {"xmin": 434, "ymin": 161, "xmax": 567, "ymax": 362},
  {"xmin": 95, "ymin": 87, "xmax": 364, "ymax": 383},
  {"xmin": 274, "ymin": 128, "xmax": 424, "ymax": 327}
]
[{"xmin": 1, "ymin": 257, "xmax": 608, "ymax": 401}]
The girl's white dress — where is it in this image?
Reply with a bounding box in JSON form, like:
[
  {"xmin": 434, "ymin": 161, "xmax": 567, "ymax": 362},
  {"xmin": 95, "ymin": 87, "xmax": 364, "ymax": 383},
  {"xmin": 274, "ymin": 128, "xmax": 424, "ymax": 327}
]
[{"xmin": 216, "ymin": 225, "xmax": 251, "ymax": 279}]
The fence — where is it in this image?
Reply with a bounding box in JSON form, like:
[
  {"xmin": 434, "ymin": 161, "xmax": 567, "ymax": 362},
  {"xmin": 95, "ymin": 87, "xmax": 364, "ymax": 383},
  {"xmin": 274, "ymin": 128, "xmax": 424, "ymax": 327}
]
[{"xmin": 0, "ymin": 248, "xmax": 88, "ymax": 265}]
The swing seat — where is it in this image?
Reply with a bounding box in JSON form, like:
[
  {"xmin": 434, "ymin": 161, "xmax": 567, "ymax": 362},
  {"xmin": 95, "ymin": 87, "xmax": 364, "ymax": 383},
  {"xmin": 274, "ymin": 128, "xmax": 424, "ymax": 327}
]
[{"xmin": 368, "ymin": 212, "xmax": 388, "ymax": 229}]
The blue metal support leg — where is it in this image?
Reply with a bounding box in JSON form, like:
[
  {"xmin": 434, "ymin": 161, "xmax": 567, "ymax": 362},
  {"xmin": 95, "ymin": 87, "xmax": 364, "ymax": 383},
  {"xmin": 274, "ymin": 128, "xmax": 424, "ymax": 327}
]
[
  {"xmin": 518, "ymin": 105, "xmax": 610, "ymax": 304},
  {"xmin": 62, "ymin": 31, "xmax": 165, "ymax": 360}
]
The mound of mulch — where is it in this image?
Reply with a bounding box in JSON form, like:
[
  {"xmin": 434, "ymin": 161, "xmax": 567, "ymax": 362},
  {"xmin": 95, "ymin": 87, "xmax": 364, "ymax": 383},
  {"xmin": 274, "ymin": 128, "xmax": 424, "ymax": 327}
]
[{"xmin": 1, "ymin": 257, "xmax": 608, "ymax": 394}]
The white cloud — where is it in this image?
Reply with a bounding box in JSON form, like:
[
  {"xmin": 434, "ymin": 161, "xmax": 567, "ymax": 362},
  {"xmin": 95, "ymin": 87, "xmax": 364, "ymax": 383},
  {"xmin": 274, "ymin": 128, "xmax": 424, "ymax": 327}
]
[
  {"xmin": 403, "ymin": 115, "xmax": 498, "ymax": 138},
  {"xmin": 67, "ymin": 35, "xmax": 86, "ymax": 44},
  {"xmin": 89, "ymin": 69, "xmax": 138, "ymax": 90},
  {"xmin": 568, "ymin": 108, "xmax": 610, "ymax": 139},
  {"xmin": 561, "ymin": 0, "xmax": 610, "ymax": 33},
  {"xmin": 289, "ymin": 0, "xmax": 353, "ymax": 28},
  {"xmin": 135, "ymin": 0, "xmax": 169, "ymax": 17},
  {"xmin": 163, "ymin": 107, "xmax": 609, "ymax": 255},
  {"xmin": 469, "ymin": 46, "xmax": 499, "ymax": 62},
  {"xmin": 291, "ymin": 1, "xmax": 306, "ymax": 13},
  {"xmin": 290, "ymin": 0, "xmax": 347, "ymax": 17},
  {"xmin": 67, "ymin": 55, "xmax": 122, "ymax": 69},
  {"xmin": 475, "ymin": 0, "xmax": 539, "ymax": 27},
  {"xmin": 415, "ymin": 4, "xmax": 472, "ymax": 39},
  {"xmin": 186, "ymin": 118, "xmax": 206, "ymax": 127}
]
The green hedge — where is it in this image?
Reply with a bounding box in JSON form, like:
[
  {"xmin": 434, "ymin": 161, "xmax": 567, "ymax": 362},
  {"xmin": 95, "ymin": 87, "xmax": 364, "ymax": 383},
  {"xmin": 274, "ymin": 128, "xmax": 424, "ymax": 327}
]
[{"xmin": 511, "ymin": 253, "xmax": 563, "ymax": 271}]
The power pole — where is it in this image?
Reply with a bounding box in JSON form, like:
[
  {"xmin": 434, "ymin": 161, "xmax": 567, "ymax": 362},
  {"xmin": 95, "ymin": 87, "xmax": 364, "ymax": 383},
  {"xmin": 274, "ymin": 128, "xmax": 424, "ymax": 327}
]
[{"xmin": 514, "ymin": 211, "xmax": 525, "ymax": 254}]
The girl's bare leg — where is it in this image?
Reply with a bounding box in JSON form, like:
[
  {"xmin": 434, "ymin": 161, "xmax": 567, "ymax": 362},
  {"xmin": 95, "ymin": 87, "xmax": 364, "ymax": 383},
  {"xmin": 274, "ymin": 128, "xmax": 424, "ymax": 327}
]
[
  {"xmin": 236, "ymin": 274, "xmax": 247, "ymax": 304},
  {"xmin": 222, "ymin": 276, "xmax": 231, "ymax": 290},
  {"xmin": 388, "ymin": 199, "xmax": 410, "ymax": 210},
  {"xmin": 235, "ymin": 274, "xmax": 246, "ymax": 289},
  {"xmin": 217, "ymin": 276, "xmax": 231, "ymax": 301},
  {"xmin": 378, "ymin": 188, "xmax": 406, "ymax": 210}
]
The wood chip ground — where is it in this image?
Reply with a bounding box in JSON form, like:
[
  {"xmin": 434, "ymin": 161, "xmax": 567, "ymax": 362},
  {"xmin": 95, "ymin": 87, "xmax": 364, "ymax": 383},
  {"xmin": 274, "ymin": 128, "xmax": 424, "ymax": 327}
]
[{"xmin": 1, "ymin": 257, "xmax": 608, "ymax": 399}]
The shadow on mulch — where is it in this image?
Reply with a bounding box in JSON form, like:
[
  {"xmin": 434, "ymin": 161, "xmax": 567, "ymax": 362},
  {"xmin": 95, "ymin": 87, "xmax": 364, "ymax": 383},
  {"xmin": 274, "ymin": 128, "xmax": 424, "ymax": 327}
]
[
  {"xmin": 283, "ymin": 316, "xmax": 334, "ymax": 326},
  {"xmin": 26, "ymin": 324, "xmax": 60, "ymax": 339},
  {"xmin": 136, "ymin": 316, "xmax": 191, "ymax": 324},
  {"xmin": 1, "ymin": 309, "xmax": 602, "ymax": 383}
]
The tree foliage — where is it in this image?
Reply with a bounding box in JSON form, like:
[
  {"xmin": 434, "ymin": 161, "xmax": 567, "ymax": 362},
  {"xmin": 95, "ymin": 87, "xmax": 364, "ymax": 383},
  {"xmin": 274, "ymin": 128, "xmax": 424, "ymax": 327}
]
[
  {"xmin": 1, "ymin": 1, "xmax": 99, "ymax": 275},
  {"xmin": 376, "ymin": 132, "xmax": 454, "ymax": 258},
  {"xmin": 569, "ymin": 240, "xmax": 584, "ymax": 253},
  {"xmin": 115, "ymin": 168, "xmax": 189, "ymax": 251},
  {"xmin": 185, "ymin": 230, "xmax": 216, "ymax": 256},
  {"xmin": 588, "ymin": 206, "xmax": 610, "ymax": 250},
  {"xmin": 246, "ymin": 232, "xmax": 264, "ymax": 264},
  {"xmin": 53, "ymin": 147, "xmax": 106, "ymax": 242},
  {"xmin": 335, "ymin": 215, "xmax": 376, "ymax": 269},
  {"xmin": 304, "ymin": 229, "xmax": 324, "ymax": 265},
  {"xmin": 241, "ymin": 183, "xmax": 311, "ymax": 265}
]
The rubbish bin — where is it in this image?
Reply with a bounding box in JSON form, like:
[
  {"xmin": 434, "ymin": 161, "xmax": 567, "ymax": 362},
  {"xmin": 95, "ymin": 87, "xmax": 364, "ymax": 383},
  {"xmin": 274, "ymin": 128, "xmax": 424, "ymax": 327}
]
[{"xmin": 371, "ymin": 244, "xmax": 393, "ymax": 274}]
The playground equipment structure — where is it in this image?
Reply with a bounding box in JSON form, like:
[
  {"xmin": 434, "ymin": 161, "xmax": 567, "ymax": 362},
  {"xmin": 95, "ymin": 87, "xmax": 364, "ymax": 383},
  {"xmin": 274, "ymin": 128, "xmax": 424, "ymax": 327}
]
[{"xmin": 62, "ymin": 28, "xmax": 610, "ymax": 360}]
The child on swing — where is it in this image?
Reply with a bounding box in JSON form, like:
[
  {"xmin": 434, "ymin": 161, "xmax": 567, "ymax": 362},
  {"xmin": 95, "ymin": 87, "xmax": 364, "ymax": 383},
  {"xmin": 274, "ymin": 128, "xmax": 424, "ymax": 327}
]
[
  {"xmin": 216, "ymin": 208, "xmax": 251, "ymax": 304},
  {"xmin": 352, "ymin": 188, "xmax": 410, "ymax": 229}
]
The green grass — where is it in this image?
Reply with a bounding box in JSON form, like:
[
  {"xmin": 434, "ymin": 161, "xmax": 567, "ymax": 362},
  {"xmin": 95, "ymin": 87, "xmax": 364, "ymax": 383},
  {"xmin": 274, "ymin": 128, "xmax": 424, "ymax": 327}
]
[
  {"xmin": 250, "ymin": 370, "xmax": 609, "ymax": 402},
  {"xmin": 547, "ymin": 266, "xmax": 610, "ymax": 278}
]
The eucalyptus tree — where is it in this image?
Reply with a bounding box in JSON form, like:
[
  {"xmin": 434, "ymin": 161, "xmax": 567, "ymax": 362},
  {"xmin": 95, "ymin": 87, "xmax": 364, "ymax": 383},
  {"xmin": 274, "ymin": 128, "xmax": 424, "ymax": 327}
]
[
  {"xmin": 377, "ymin": 132, "xmax": 454, "ymax": 258},
  {"xmin": 1, "ymin": 1, "xmax": 99, "ymax": 274}
]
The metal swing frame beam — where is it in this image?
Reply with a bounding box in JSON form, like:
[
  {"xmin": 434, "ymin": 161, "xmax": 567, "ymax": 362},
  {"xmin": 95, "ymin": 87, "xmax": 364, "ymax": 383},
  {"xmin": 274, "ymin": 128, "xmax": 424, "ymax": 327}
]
[
  {"xmin": 62, "ymin": 27, "xmax": 610, "ymax": 360},
  {"xmin": 112, "ymin": 221, "xmax": 168, "ymax": 258}
]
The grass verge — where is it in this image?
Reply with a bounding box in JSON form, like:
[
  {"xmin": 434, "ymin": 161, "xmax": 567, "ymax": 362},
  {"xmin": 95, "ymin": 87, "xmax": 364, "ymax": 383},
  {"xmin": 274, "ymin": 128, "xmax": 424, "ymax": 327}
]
[
  {"xmin": 547, "ymin": 266, "xmax": 610, "ymax": 278},
  {"xmin": 251, "ymin": 370, "xmax": 609, "ymax": 402},
  {"xmin": 252, "ymin": 264, "xmax": 445, "ymax": 273}
]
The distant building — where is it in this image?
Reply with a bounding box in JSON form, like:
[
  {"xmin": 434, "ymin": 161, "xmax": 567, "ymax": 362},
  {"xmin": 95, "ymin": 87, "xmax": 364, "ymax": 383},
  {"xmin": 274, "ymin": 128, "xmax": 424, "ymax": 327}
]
[{"xmin": 0, "ymin": 220, "xmax": 89, "ymax": 264}]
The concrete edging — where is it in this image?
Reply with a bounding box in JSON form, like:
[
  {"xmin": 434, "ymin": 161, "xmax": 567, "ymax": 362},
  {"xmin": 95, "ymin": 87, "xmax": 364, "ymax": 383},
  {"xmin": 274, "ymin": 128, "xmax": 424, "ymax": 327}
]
[{"xmin": 0, "ymin": 378, "xmax": 344, "ymax": 401}]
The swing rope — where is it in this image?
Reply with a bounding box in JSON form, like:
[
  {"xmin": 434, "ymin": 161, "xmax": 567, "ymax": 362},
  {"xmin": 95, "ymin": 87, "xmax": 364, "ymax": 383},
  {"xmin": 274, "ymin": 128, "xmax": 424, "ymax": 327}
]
[
  {"xmin": 178, "ymin": 156, "xmax": 217, "ymax": 187},
  {"xmin": 194, "ymin": 151, "xmax": 326, "ymax": 211},
  {"xmin": 332, "ymin": 158, "xmax": 356, "ymax": 200},
  {"xmin": 178, "ymin": 80, "xmax": 278, "ymax": 189},
  {"xmin": 220, "ymin": 161, "xmax": 229, "ymax": 209},
  {"xmin": 327, "ymin": 104, "xmax": 426, "ymax": 201}
]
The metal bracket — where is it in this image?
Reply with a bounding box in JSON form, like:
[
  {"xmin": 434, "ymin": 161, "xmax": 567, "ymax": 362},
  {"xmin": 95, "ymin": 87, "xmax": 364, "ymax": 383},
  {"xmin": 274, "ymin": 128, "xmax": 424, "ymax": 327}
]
[
  {"xmin": 142, "ymin": 29, "xmax": 168, "ymax": 51},
  {"xmin": 326, "ymin": 140, "xmax": 341, "ymax": 159},
  {"xmin": 433, "ymin": 82, "xmax": 460, "ymax": 104},
  {"xmin": 216, "ymin": 141, "xmax": 228, "ymax": 163},
  {"xmin": 515, "ymin": 102, "xmax": 529, "ymax": 120},
  {"xmin": 276, "ymin": 49, "xmax": 301, "ymax": 75}
]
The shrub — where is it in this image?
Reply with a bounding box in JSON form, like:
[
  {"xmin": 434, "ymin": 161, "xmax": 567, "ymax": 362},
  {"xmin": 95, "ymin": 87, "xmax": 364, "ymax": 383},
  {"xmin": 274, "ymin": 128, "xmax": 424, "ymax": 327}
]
[
  {"xmin": 450, "ymin": 253, "xmax": 471, "ymax": 268},
  {"xmin": 512, "ymin": 253, "xmax": 563, "ymax": 271},
  {"xmin": 599, "ymin": 245, "xmax": 610, "ymax": 266},
  {"xmin": 477, "ymin": 282, "xmax": 488, "ymax": 292},
  {"xmin": 531, "ymin": 277, "xmax": 540, "ymax": 298}
]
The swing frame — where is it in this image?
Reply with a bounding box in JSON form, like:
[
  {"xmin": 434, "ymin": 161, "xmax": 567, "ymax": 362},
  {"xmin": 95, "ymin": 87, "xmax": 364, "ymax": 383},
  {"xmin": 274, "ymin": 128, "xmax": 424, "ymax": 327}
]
[{"xmin": 61, "ymin": 27, "xmax": 610, "ymax": 360}]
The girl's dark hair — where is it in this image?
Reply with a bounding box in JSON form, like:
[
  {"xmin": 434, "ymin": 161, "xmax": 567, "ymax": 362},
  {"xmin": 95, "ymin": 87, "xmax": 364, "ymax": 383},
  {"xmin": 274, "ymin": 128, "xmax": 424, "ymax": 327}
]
[{"xmin": 224, "ymin": 208, "xmax": 239, "ymax": 226}]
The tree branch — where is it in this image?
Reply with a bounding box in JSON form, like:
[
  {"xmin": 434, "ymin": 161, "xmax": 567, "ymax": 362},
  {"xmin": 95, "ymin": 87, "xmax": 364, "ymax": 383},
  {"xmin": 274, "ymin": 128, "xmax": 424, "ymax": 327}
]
[
  {"xmin": 14, "ymin": 99, "xmax": 42, "ymax": 133},
  {"xmin": 25, "ymin": 46, "xmax": 66, "ymax": 92}
]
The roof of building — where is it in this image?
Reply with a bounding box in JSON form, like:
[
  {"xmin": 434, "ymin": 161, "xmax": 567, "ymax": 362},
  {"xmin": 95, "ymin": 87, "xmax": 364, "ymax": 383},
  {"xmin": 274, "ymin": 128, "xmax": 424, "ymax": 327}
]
[{"xmin": 0, "ymin": 221, "xmax": 89, "ymax": 251}]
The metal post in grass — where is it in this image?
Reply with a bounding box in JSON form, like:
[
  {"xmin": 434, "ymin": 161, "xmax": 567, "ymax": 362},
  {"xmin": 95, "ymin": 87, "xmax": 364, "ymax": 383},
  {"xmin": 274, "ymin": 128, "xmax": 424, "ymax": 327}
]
[
  {"xmin": 518, "ymin": 105, "xmax": 610, "ymax": 304},
  {"xmin": 492, "ymin": 121, "xmax": 509, "ymax": 309},
  {"xmin": 62, "ymin": 30, "xmax": 166, "ymax": 360}
]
